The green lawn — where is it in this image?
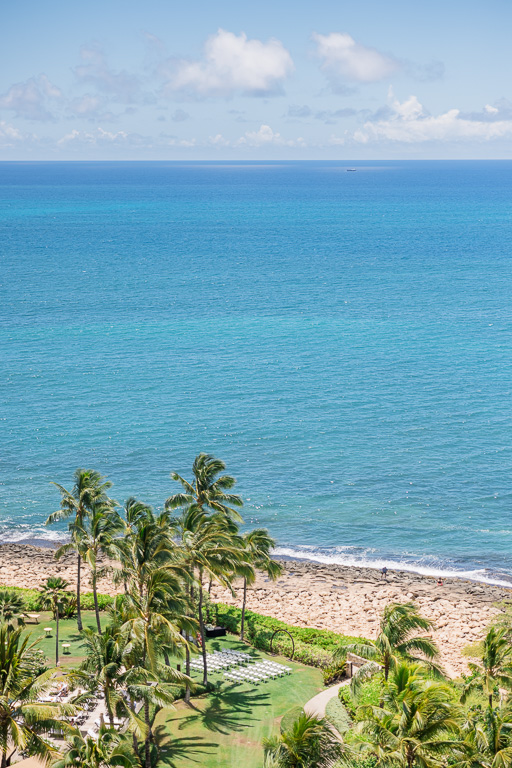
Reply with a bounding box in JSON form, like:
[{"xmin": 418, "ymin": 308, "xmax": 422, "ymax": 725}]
[
  {"xmin": 154, "ymin": 636, "xmax": 324, "ymax": 768},
  {"xmin": 21, "ymin": 611, "xmax": 106, "ymax": 668}
]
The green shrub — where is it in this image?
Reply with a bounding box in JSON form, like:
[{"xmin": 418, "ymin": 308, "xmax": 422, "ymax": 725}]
[
  {"xmin": 338, "ymin": 675, "xmax": 384, "ymax": 720},
  {"xmin": 322, "ymin": 662, "xmax": 347, "ymax": 686},
  {"xmin": 213, "ymin": 602, "xmax": 364, "ymax": 672},
  {"xmin": 325, "ymin": 696, "xmax": 351, "ymax": 734},
  {"xmin": 3, "ymin": 585, "xmax": 115, "ymax": 613}
]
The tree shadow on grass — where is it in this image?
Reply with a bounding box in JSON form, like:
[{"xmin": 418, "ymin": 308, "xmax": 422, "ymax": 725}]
[
  {"xmin": 177, "ymin": 684, "xmax": 270, "ymax": 735},
  {"xmin": 153, "ymin": 724, "xmax": 219, "ymax": 767}
]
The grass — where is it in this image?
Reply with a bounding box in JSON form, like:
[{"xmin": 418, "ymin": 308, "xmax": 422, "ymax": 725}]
[
  {"xmin": 154, "ymin": 635, "xmax": 324, "ymax": 768},
  {"xmin": 21, "ymin": 610, "xmax": 107, "ymax": 668}
]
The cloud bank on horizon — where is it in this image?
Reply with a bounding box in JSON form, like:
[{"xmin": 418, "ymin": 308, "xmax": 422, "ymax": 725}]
[{"xmin": 1, "ymin": 0, "xmax": 511, "ymax": 159}]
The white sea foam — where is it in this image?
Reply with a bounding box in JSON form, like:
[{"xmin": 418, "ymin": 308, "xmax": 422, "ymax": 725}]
[{"xmin": 274, "ymin": 546, "xmax": 512, "ymax": 588}]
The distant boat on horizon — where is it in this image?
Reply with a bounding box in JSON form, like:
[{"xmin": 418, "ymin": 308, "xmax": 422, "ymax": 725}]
[{"xmin": 347, "ymin": 168, "xmax": 357, "ymax": 172}]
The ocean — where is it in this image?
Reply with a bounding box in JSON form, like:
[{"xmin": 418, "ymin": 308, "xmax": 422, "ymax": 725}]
[{"xmin": 1, "ymin": 160, "xmax": 512, "ymax": 585}]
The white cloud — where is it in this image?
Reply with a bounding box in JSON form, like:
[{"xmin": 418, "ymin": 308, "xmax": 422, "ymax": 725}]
[
  {"xmin": 164, "ymin": 29, "xmax": 294, "ymax": 97},
  {"xmin": 353, "ymin": 91, "xmax": 512, "ymax": 143},
  {"xmin": 0, "ymin": 75, "xmax": 62, "ymax": 121},
  {"xmin": 0, "ymin": 120, "xmax": 25, "ymax": 145},
  {"xmin": 57, "ymin": 127, "xmax": 145, "ymax": 146},
  {"xmin": 313, "ymin": 32, "xmax": 399, "ymax": 88},
  {"xmin": 237, "ymin": 124, "xmax": 305, "ymax": 147}
]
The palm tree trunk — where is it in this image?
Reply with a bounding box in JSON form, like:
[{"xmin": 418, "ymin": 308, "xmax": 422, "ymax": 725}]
[
  {"xmin": 184, "ymin": 643, "xmax": 191, "ymax": 704},
  {"xmin": 198, "ymin": 578, "xmax": 208, "ymax": 687},
  {"xmin": 144, "ymin": 698, "xmax": 151, "ymax": 768},
  {"xmin": 92, "ymin": 569, "xmax": 101, "ymax": 634},
  {"xmin": 240, "ymin": 577, "xmax": 247, "ymax": 641},
  {"xmin": 489, "ymin": 693, "xmax": 493, "ymax": 707},
  {"xmin": 76, "ymin": 553, "xmax": 83, "ymax": 631},
  {"xmin": 56, "ymin": 607, "xmax": 59, "ymax": 666}
]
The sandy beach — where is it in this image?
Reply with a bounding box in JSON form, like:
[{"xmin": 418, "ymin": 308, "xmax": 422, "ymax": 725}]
[{"xmin": 1, "ymin": 544, "xmax": 510, "ymax": 678}]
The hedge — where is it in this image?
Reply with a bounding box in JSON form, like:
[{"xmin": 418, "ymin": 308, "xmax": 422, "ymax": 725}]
[
  {"xmin": 213, "ymin": 602, "xmax": 363, "ymax": 672},
  {"xmin": 3, "ymin": 585, "xmax": 115, "ymax": 613},
  {"xmin": 325, "ymin": 696, "xmax": 352, "ymax": 734}
]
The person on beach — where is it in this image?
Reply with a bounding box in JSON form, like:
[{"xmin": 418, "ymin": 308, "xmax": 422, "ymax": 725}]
[
  {"xmin": 437, "ymin": 578, "xmax": 444, "ymax": 586},
  {"xmin": 381, "ymin": 566, "xmax": 388, "ymax": 580}
]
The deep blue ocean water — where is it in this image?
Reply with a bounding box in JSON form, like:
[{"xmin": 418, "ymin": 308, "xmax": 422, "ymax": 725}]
[{"xmin": 1, "ymin": 160, "xmax": 512, "ymax": 584}]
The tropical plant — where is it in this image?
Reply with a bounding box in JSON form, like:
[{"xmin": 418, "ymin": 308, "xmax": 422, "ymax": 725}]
[
  {"xmin": 57, "ymin": 505, "xmax": 123, "ymax": 633},
  {"xmin": 262, "ymin": 711, "xmax": 343, "ymax": 767},
  {"xmin": 456, "ymin": 703, "xmax": 512, "ymax": 768},
  {"xmin": 166, "ymin": 452, "xmax": 244, "ymax": 523},
  {"xmin": 46, "ymin": 469, "xmax": 113, "ymax": 630},
  {"xmin": 461, "ymin": 627, "xmax": 512, "ymax": 708},
  {"xmin": 353, "ymin": 678, "xmax": 461, "ymax": 768},
  {"xmin": 38, "ymin": 577, "xmax": 71, "ymax": 666},
  {"xmin": 52, "ymin": 725, "xmax": 136, "ymax": 768},
  {"xmin": 335, "ymin": 602, "xmax": 441, "ymax": 699},
  {"xmin": 239, "ymin": 528, "xmax": 282, "ymax": 641},
  {"xmin": 0, "ymin": 590, "xmax": 26, "ymax": 632},
  {"xmin": 120, "ymin": 568, "xmax": 193, "ymax": 768},
  {"xmin": 169, "ymin": 506, "xmax": 245, "ymax": 687},
  {"xmin": 0, "ymin": 626, "xmax": 75, "ymax": 768}
]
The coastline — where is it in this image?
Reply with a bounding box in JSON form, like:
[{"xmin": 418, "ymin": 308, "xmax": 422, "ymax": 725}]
[{"xmin": 1, "ymin": 543, "xmax": 511, "ymax": 677}]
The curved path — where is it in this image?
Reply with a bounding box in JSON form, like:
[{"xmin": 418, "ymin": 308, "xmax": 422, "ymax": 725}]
[{"xmin": 304, "ymin": 678, "xmax": 350, "ymax": 719}]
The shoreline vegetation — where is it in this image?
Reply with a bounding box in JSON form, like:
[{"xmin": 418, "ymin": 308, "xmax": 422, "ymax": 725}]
[{"xmin": 2, "ymin": 458, "xmax": 512, "ymax": 768}]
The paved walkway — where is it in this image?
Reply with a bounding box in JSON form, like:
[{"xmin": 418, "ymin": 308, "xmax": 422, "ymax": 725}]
[{"xmin": 304, "ymin": 678, "xmax": 350, "ymax": 719}]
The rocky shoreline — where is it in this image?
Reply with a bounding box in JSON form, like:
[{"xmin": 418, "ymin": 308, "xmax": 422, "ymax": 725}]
[
  {"xmin": 212, "ymin": 559, "xmax": 512, "ymax": 678},
  {"xmin": 1, "ymin": 543, "xmax": 510, "ymax": 678}
]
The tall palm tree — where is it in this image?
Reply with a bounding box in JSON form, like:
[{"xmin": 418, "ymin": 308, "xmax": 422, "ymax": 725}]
[
  {"xmin": 52, "ymin": 725, "xmax": 136, "ymax": 768},
  {"xmin": 239, "ymin": 528, "xmax": 282, "ymax": 641},
  {"xmin": 58, "ymin": 505, "xmax": 123, "ymax": 633},
  {"xmin": 170, "ymin": 506, "xmax": 245, "ymax": 687},
  {"xmin": 112, "ymin": 509, "xmax": 175, "ymax": 598},
  {"xmin": 461, "ymin": 627, "xmax": 512, "ymax": 708},
  {"xmin": 336, "ymin": 602, "xmax": 441, "ymax": 688},
  {"xmin": 0, "ymin": 590, "xmax": 26, "ymax": 632},
  {"xmin": 263, "ymin": 711, "xmax": 343, "ymax": 768},
  {"xmin": 0, "ymin": 626, "xmax": 75, "ymax": 768},
  {"xmin": 121, "ymin": 568, "xmax": 193, "ymax": 768},
  {"xmin": 166, "ymin": 453, "xmax": 244, "ymax": 523},
  {"xmin": 38, "ymin": 577, "xmax": 70, "ymax": 666},
  {"xmin": 46, "ymin": 469, "xmax": 112, "ymax": 631},
  {"xmin": 354, "ymin": 679, "xmax": 461, "ymax": 768}
]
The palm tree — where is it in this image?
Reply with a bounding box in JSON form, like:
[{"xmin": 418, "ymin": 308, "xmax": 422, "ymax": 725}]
[
  {"xmin": 461, "ymin": 627, "xmax": 512, "ymax": 708},
  {"xmin": 52, "ymin": 725, "xmax": 136, "ymax": 768},
  {"xmin": 456, "ymin": 703, "xmax": 512, "ymax": 768},
  {"xmin": 263, "ymin": 711, "xmax": 342, "ymax": 768},
  {"xmin": 166, "ymin": 453, "xmax": 244, "ymax": 523},
  {"xmin": 46, "ymin": 469, "xmax": 113, "ymax": 631},
  {"xmin": 58, "ymin": 505, "xmax": 123, "ymax": 633},
  {"xmin": 38, "ymin": 577, "xmax": 70, "ymax": 666},
  {"xmin": 121, "ymin": 568, "xmax": 193, "ymax": 768},
  {"xmin": 170, "ymin": 506, "xmax": 245, "ymax": 687},
  {"xmin": 354, "ymin": 679, "xmax": 461, "ymax": 768},
  {"xmin": 239, "ymin": 528, "xmax": 282, "ymax": 641},
  {"xmin": 0, "ymin": 626, "xmax": 75, "ymax": 768},
  {"xmin": 71, "ymin": 627, "xmax": 128, "ymax": 728},
  {"xmin": 336, "ymin": 602, "xmax": 441, "ymax": 689},
  {"xmin": 0, "ymin": 590, "xmax": 26, "ymax": 632}
]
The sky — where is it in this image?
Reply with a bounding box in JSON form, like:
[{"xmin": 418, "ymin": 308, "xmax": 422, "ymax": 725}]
[{"xmin": 2, "ymin": 0, "xmax": 512, "ymax": 159}]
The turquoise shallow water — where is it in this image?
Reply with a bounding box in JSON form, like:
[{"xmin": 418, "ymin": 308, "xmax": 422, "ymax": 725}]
[{"xmin": 1, "ymin": 161, "xmax": 512, "ymax": 583}]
